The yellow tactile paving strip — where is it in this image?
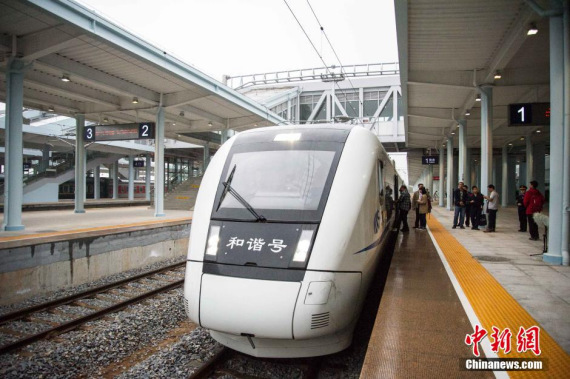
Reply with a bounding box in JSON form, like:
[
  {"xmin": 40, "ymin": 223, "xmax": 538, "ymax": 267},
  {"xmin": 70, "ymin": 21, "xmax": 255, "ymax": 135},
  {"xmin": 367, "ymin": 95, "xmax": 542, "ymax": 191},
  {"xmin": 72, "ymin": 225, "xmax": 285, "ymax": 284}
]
[
  {"xmin": 0, "ymin": 217, "xmax": 192, "ymax": 248},
  {"xmin": 428, "ymin": 215, "xmax": 570, "ymax": 378}
]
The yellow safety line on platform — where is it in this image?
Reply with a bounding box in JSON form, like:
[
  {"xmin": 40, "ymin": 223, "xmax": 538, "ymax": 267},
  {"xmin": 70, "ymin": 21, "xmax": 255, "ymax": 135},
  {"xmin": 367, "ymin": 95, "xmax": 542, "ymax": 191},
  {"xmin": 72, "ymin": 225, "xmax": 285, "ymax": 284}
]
[
  {"xmin": 0, "ymin": 217, "xmax": 192, "ymax": 243},
  {"xmin": 428, "ymin": 215, "xmax": 570, "ymax": 378}
]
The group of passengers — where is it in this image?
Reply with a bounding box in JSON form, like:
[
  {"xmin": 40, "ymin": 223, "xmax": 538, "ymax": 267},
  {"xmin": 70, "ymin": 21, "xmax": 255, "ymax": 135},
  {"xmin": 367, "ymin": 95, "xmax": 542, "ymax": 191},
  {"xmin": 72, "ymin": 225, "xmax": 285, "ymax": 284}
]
[{"xmin": 394, "ymin": 180, "xmax": 545, "ymax": 240}]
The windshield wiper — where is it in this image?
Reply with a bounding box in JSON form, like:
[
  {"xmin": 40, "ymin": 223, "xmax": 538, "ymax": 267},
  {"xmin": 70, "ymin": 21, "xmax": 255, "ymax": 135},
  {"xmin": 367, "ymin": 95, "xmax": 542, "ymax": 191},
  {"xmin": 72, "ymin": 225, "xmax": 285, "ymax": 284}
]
[{"xmin": 215, "ymin": 164, "xmax": 266, "ymax": 222}]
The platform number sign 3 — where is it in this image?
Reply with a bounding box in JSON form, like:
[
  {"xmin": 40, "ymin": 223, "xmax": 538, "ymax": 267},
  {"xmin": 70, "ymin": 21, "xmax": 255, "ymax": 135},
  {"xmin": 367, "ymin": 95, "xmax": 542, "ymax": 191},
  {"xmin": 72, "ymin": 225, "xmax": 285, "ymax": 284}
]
[{"xmin": 84, "ymin": 126, "xmax": 95, "ymax": 141}]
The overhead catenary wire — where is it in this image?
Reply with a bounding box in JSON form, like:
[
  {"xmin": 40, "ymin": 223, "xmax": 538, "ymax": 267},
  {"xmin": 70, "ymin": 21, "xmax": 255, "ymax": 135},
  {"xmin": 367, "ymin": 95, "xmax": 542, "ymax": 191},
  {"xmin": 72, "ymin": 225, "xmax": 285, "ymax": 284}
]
[
  {"xmin": 281, "ymin": 0, "xmax": 360, "ymax": 120},
  {"xmin": 305, "ymin": 0, "xmax": 362, "ymax": 104}
]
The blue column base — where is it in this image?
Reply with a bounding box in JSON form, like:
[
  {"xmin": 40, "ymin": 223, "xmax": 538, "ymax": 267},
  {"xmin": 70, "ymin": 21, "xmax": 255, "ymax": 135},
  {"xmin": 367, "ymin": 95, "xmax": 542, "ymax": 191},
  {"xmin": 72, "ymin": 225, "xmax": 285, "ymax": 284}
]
[
  {"xmin": 5, "ymin": 225, "xmax": 25, "ymax": 231},
  {"xmin": 155, "ymin": 213, "xmax": 166, "ymax": 217},
  {"xmin": 74, "ymin": 209, "xmax": 86, "ymax": 214},
  {"xmin": 542, "ymin": 253, "xmax": 562, "ymax": 265}
]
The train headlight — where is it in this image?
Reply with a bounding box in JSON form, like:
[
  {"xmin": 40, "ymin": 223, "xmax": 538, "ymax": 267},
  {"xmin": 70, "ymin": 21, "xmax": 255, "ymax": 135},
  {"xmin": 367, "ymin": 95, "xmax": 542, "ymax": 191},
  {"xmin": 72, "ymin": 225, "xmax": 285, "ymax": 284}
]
[
  {"xmin": 205, "ymin": 225, "xmax": 221, "ymax": 257},
  {"xmin": 292, "ymin": 230, "xmax": 314, "ymax": 262}
]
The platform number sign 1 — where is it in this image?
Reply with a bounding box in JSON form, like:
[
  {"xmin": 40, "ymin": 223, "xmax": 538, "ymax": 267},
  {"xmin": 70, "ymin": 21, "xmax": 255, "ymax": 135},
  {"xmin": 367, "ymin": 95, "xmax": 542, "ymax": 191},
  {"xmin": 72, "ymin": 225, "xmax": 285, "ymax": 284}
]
[{"xmin": 509, "ymin": 103, "xmax": 550, "ymax": 127}]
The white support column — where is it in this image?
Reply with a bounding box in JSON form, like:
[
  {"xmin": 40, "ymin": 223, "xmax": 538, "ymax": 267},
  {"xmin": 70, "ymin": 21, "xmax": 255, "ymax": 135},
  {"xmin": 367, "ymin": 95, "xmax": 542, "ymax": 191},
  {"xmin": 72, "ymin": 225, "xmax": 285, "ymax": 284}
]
[
  {"xmin": 458, "ymin": 119, "xmax": 467, "ymax": 183},
  {"xmin": 74, "ymin": 114, "xmax": 86, "ymax": 214},
  {"xmin": 94, "ymin": 165, "xmax": 100, "ymax": 200},
  {"xmin": 546, "ymin": 9, "xmax": 567, "ymax": 265},
  {"xmin": 526, "ymin": 137, "xmax": 533, "ymax": 183},
  {"xmin": 428, "ymin": 165, "xmax": 434, "ymax": 195},
  {"xmin": 359, "ymin": 88, "xmax": 364, "ymax": 118},
  {"xmin": 465, "ymin": 148, "xmax": 472, "ymax": 188},
  {"xmin": 112, "ymin": 161, "xmax": 119, "ymax": 200},
  {"xmin": 439, "ymin": 147, "xmax": 445, "ymax": 207},
  {"xmin": 145, "ymin": 153, "xmax": 151, "ymax": 201},
  {"xmin": 3, "ymin": 58, "xmax": 26, "ymax": 230},
  {"xmin": 203, "ymin": 143, "xmax": 210, "ymax": 172},
  {"xmin": 480, "ymin": 85, "xmax": 493, "ymax": 194},
  {"xmin": 128, "ymin": 155, "xmax": 134, "ymax": 201},
  {"xmin": 501, "ymin": 146, "xmax": 508, "ymax": 207},
  {"xmin": 155, "ymin": 106, "xmax": 166, "ymax": 217},
  {"xmin": 446, "ymin": 136, "xmax": 454, "ymax": 211}
]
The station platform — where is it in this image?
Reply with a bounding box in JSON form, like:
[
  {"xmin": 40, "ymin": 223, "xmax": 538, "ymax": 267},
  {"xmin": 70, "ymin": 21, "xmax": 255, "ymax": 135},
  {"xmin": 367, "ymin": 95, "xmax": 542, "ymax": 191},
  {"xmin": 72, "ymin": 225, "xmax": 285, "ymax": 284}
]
[
  {"xmin": 0, "ymin": 199, "xmax": 151, "ymax": 213},
  {"xmin": 361, "ymin": 208, "xmax": 570, "ymax": 378},
  {"xmin": 0, "ymin": 206, "xmax": 191, "ymax": 241}
]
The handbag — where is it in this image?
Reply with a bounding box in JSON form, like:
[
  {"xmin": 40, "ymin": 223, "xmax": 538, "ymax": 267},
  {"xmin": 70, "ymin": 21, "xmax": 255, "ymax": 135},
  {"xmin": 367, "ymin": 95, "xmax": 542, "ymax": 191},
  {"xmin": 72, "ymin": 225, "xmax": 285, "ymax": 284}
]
[{"xmin": 479, "ymin": 213, "xmax": 487, "ymax": 226}]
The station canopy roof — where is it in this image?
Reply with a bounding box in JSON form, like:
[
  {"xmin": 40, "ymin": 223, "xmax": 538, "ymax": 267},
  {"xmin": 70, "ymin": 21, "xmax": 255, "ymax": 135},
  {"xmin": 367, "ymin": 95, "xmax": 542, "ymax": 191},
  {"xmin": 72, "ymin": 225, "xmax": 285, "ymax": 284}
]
[
  {"xmin": 0, "ymin": 0, "xmax": 286, "ymax": 147},
  {"xmin": 395, "ymin": 0, "xmax": 552, "ymax": 184}
]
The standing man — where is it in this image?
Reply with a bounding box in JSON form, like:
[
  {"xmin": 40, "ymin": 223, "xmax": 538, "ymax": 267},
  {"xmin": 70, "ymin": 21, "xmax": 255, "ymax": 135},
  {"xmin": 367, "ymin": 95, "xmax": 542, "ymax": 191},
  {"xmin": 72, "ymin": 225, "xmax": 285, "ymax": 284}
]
[
  {"xmin": 396, "ymin": 185, "xmax": 411, "ymax": 232},
  {"xmin": 463, "ymin": 184, "xmax": 472, "ymax": 228},
  {"xmin": 468, "ymin": 185, "xmax": 484, "ymax": 230},
  {"xmin": 517, "ymin": 185, "xmax": 528, "ymax": 232},
  {"xmin": 412, "ymin": 183, "xmax": 424, "ymax": 229},
  {"xmin": 483, "ymin": 184, "xmax": 499, "ymax": 233},
  {"xmin": 523, "ymin": 180, "xmax": 545, "ymax": 241},
  {"xmin": 452, "ymin": 181, "xmax": 467, "ymax": 229}
]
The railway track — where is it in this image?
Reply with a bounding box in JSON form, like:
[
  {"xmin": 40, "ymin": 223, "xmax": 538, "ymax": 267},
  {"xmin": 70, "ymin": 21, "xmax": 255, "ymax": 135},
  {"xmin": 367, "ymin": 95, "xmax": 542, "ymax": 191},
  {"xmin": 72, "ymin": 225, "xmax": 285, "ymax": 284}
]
[
  {"xmin": 189, "ymin": 347, "xmax": 323, "ymax": 379},
  {"xmin": 0, "ymin": 261, "xmax": 186, "ymax": 355}
]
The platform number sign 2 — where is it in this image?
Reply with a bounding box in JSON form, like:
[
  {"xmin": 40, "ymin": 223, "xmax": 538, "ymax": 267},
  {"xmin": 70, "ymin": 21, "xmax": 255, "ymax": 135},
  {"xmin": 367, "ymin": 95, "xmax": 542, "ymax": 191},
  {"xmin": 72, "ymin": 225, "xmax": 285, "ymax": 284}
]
[{"xmin": 138, "ymin": 123, "xmax": 152, "ymax": 138}]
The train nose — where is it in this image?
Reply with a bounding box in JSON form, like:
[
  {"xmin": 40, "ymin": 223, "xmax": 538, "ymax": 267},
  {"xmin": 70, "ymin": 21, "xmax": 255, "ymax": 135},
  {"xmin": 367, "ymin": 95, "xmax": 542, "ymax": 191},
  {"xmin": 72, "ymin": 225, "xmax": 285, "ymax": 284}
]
[{"xmin": 199, "ymin": 274, "xmax": 301, "ymax": 339}]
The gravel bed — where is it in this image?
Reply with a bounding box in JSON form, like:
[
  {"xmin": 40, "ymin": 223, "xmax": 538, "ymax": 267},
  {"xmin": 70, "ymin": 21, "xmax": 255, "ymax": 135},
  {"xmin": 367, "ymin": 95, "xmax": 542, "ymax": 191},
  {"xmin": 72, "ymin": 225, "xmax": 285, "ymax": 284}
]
[
  {"xmin": 53, "ymin": 305, "xmax": 92, "ymax": 317},
  {"xmin": 34, "ymin": 311, "xmax": 74, "ymax": 324},
  {"xmin": 118, "ymin": 327, "xmax": 221, "ymax": 379},
  {"xmin": 77, "ymin": 298, "xmax": 115, "ymax": 308},
  {"xmin": 2, "ymin": 320, "xmax": 51, "ymax": 336},
  {"xmin": 0, "ymin": 287, "xmax": 188, "ymax": 378},
  {"xmin": 0, "ymin": 333, "xmax": 18, "ymax": 346},
  {"xmin": 0, "ymin": 256, "xmax": 186, "ymax": 316},
  {"xmin": 220, "ymin": 355, "xmax": 307, "ymax": 379}
]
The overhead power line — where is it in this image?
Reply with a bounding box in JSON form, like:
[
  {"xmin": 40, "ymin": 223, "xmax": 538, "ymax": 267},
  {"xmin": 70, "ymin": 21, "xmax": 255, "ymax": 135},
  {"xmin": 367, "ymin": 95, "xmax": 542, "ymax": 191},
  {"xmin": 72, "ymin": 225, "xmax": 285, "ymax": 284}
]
[{"xmin": 282, "ymin": 0, "xmax": 359, "ymax": 119}]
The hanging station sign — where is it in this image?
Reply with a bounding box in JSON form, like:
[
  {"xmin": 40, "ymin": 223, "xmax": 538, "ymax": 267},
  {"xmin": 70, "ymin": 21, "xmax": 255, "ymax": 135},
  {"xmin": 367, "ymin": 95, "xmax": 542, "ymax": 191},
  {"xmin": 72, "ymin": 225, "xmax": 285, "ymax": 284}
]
[
  {"xmin": 133, "ymin": 160, "xmax": 145, "ymax": 168},
  {"xmin": 508, "ymin": 103, "xmax": 550, "ymax": 127},
  {"xmin": 422, "ymin": 156, "xmax": 439, "ymax": 165},
  {"xmin": 84, "ymin": 122, "xmax": 155, "ymax": 141}
]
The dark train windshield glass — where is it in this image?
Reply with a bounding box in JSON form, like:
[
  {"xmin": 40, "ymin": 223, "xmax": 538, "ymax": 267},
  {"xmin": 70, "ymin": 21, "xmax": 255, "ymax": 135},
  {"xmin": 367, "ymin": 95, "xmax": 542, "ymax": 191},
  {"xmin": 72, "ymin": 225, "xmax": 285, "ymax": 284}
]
[{"xmin": 211, "ymin": 141, "xmax": 343, "ymax": 223}]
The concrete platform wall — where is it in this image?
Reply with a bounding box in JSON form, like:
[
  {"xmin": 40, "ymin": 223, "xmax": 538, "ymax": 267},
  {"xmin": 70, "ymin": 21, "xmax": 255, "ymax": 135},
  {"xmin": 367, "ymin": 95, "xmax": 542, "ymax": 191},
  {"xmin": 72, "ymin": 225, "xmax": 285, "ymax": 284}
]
[{"xmin": 0, "ymin": 223, "xmax": 190, "ymax": 305}]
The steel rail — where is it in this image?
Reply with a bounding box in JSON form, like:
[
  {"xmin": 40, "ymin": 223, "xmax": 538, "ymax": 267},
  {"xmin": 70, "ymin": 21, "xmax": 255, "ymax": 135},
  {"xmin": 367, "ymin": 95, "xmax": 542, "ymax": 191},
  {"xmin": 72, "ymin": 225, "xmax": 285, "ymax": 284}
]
[
  {"xmin": 0, "ymin": 278, "xmax": 184, "ymax": 355},
  {"xmin": 188, "ymin": 347, "xmax": 229, "ymax": 379},
  {"xmin": 0, "ymin": 262, "xmax": 185, "ymax": 325}
]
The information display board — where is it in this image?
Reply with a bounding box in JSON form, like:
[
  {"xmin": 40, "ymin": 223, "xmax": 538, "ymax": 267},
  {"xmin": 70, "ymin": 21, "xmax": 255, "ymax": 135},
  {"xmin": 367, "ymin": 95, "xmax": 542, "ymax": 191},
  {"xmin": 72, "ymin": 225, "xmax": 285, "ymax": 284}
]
[
  {"xmin": 133, "ymin": 160, "xmax": 145, "ymax": 168},
  {"xmin": 84, "ymin": 123, "xmax": 155, "ymax": 141},
  {"xmin": 508, "ymin": 103, "xmax": 550, "ymax": 127},
  {"xmin": 422, "ymin": 156, "xmax": 439, "ymax": 165}
]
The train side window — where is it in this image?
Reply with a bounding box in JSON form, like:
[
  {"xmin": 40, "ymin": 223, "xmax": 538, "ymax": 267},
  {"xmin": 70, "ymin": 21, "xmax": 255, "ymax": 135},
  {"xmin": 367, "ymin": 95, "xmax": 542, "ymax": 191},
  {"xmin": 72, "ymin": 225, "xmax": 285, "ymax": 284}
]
[{"xmin": 378, "ymin": 160, "xmax": 384, "ymax": 196}]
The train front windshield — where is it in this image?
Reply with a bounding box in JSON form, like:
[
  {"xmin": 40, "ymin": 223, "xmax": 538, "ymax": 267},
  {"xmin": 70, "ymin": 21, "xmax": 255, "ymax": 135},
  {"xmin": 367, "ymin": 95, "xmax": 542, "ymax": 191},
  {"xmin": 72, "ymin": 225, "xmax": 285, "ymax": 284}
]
[{"xmin": 212, "ymin": 142, "xmax": 343, "ymax": 223}]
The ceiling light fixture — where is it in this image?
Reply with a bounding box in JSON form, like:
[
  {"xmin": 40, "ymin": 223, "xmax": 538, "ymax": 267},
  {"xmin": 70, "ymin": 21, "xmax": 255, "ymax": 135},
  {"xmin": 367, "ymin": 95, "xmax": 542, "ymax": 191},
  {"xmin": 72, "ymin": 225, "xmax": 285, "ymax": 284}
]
[
  {"xmin": 475, "ymin": 94, "xmax": 481, "ymax": 102},
  {"xmin": 208, "ymin": 121, "xmax": 213, "ymax": 127},
  {"xmin": 172, "ymin": 122, "xmax": 176, "ymax": 126},
  {"xmin": 61, "ymin": 74, "xmax": 71, "ymax": 82},
  {"xmin": 179, "ymin": 111, "xmax": 185, "ymax": 117},
  {"xmin": 508, "ymin": 143, "xmax": 513, "ymax": 146},
  {"xmin": 465, "ymin": 110, "xmax": 471, "ymax": 116},
  {"xmin": 451, "ymin": 132, "xmax": 456, "ymax": 135},
  {"xmin": 132, "ymin": 97, "xmax": 139, "ymax": 104},
  {"xmin": 536, "ymin": 129, "xmax": 541, "ymax": 133},
  {"xmin": 527, "ymin": 23, "xmax": 538, "ymax": 36},
  {"xmin": 494, "ymin": 71, "xmax": 502, "ymax": 80},
  {"xmin": 47, "ymin": 106, "xmax": 55, "ymax": 112},
  {"xmin": 103, "ymin": 117, "xmax": 109, "ymax": 123},
  {"xmin": 520, "ymin": 136, "xmax": 525, "ymax": 141}
]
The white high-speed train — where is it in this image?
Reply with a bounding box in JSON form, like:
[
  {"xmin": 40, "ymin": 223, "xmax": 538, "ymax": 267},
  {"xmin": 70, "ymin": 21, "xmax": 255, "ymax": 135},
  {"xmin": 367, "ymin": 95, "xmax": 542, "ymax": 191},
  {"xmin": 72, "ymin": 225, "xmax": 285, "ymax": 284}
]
[{"xmin": 184, "ymin": 124, "xmax": 402, "ymax": 358}]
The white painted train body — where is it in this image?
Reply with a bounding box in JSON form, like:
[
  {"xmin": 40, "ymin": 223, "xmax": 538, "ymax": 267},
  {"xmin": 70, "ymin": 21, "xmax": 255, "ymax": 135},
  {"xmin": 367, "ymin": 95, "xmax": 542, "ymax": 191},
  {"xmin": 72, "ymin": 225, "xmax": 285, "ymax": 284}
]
[{"xmin": 184, "ymin": 125, "xmax": 400, "ymax": 358}]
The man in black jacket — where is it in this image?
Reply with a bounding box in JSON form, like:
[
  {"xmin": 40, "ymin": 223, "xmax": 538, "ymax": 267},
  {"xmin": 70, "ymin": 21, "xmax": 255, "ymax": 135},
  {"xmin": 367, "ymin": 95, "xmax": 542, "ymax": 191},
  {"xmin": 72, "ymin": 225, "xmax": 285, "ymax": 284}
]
[
  {"xmin": 468, "ymin": 186, "xmax": 484, "ymax": 230},
  {"xmin": 452, "ymin": 182, "xmax": 467, "ymax": 229},
  {"xmin": 516, "ymin": 185, "xmax": 527, "ymax": 232}
]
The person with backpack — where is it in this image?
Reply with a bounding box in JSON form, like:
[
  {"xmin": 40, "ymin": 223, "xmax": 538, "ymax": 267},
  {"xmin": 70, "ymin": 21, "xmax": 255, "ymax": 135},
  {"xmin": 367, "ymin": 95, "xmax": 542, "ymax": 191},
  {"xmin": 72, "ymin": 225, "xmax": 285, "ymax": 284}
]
[{"xmin": 523, "ymin": 180, "xmax": 545, "ymax": 241}]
